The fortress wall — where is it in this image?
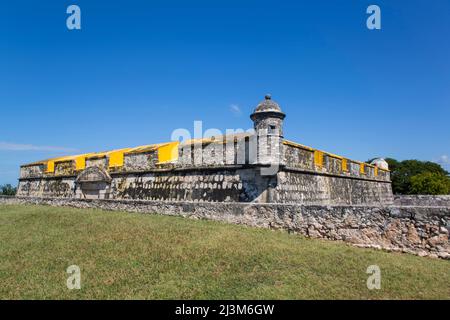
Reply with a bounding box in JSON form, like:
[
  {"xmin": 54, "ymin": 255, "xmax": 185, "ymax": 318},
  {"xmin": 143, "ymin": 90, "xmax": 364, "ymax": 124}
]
[
  {"xmin": 179, "ymin": 138, "xmax": 250, "ymax": 167},
  {"xmin": 394, "ymin": 195, "xmax": 450, "ymax": 207},
  {"xmin": 283, "ymin": 143, "xmax": 390, "ymax": 181},
  {"xmin": 282, "ymin": 143, "xmax": 314, "ymax": 170},
  {"xmin": 123, "ymin": 151, "xmax": 159, "ymax": 171},
  {"xmin": 17, "ymin": 166, "xmax": 394, "ymax": 205},
  {"xmin": 275, "ymin": 170, "xmax": 393, "ymax": 205},
  {"xmin": 85, "ymin": 157, "xmax": 107, "ymax": 169},
  {"xmin": 54, "ymin": 161, "xmax": 75, "ymax": 175},
  {"xmin": 17, "ymin": 177, "xmax": 76, "ymax": 198},
  {"xmin": 1, "ymin": 196, "xmax": 448, "ymax": 259},
  {"xmin": 109, "ymin": 168, "xmax": 269, "ymax": 202},
  {"xmin": 17, "ymin": 167, "xmax": 272, "ymax": 203},
  {"xmin": 279, "ymin": 143, "xmax": 393, "ymax": 205},
  {"xmin": 17, "ymin": 138, "xmax": 393, "ymax": 205},
  {"xmin": 20, "ymin": 164, "xmax": 45, "ymax": 178}
]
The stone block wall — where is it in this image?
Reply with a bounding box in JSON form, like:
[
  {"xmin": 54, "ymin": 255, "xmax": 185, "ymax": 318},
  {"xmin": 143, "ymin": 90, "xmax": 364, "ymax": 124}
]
[
  {"xmin": 123, "ymin": 151, "xmax": 159, "ymax": 171},
  {"xmin": 394, "ymin": 195, "xmax": 450, "ymax": 207},
  {"xmin": 17, "ymin": 167, "xmax": 272, "ymax": 203},
  {"xmin": 274, "ymin": 170, "xmax": 393, "ymax": 205},
  {"xmin": 109, "ymin": 168, "xmax": 269, "ymax": 202},
  {"xmin": 178, "ymin": 135, "xmax": 252, "ymax": 167},
  {"xmin": 17, "ymin": 137, "xmax": 394, "ymax": 205},
  {"xmin": 17, "ymin": 178, "xmax": 76, "ymax": 198},
  {"xmin": 17, "ymin": 165, "xmax": 393, "ymax": 205},
  {"xmin": 1, "ymin": 196, "xmax": 448, "ymax": 259},
  {"xmin": 283, "ymin": 143, "xmax": 390, "ymax": 182},
  {"xmin": 20, "ymin": 164, "xmax": 44, "ymax": 178},
  {"xmin": 85, "ymin": 157, "xmax": 108, "ymax": 170}
]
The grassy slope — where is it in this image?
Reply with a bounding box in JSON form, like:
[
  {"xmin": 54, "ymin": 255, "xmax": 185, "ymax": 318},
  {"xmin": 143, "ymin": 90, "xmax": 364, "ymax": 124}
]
[{"xmin": 0, "ymin": 204, "xmax": 449, "ymax": 300}]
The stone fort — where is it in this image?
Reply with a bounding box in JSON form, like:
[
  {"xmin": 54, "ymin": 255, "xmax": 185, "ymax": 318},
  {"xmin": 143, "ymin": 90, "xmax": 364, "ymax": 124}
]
[
  {"xmin": 17, "ymin": 95, "xmax": 393, "ymax": 205},
  {"xmin": 8, "ymin": 95, "xmax": 450, "ymax": 259}
]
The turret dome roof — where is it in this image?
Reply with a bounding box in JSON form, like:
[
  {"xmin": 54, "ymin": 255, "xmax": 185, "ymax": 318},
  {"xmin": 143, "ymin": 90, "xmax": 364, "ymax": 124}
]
[{"xmin": 250, "ymin": 94, "xmax": 285, "ymax": 120}]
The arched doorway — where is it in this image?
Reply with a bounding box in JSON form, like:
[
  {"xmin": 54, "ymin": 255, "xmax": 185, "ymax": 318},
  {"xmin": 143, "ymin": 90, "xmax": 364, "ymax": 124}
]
[{"xmin": 75, "ymin": 166, "xmax": 112, "ymax": 199}]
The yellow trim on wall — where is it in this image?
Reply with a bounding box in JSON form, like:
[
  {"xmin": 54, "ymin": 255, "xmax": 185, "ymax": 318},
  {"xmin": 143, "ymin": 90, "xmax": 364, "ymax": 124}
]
[
  {"xmin": 126, "ymin": 144, "xmax": 160, "ymax": 154},
  {"xmin": 284, "ymin": 140, "xmax": 372, "ymax": 173},
  {"xmin": 26, "ymin": 137, "xmax": 390, "ymax": 175},
  {"xmin": 314, "ymin": 150, "xmax": 324, "ymax": 168},
  {"xmin": 283, "ymin": 140, "xmax": 314, "ymax": 151},
  {"xmin": 45, "ymin": 154, "xmax": 87, "ymax": 173},
  {"xmin": 342, "ymin": 159, "xmax": 348, "ymax": 172},
  {"xmin": 108, "ymin": 148, "xmax": 132, "ymax": 168},
  {"xmin": 46, "ymin": 161, "xmax": 55, "ymax": 173},
  {"xmin": 157, "ymin": 142, "xmax": 179, "ymax": 164},
  {"xmin": 86, "ymin": 152, "xmax": 108, "ymax": 160}
]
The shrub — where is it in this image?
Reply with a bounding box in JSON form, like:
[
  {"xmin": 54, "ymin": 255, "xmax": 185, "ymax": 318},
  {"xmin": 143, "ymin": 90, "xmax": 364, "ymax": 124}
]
[
  {"xmin": 410, "ymin": 172, "xmax": 450, "ymax": 195},
  {"xmin": 0, "ymin": 184, "xmax": 17, "ymax": 196}
]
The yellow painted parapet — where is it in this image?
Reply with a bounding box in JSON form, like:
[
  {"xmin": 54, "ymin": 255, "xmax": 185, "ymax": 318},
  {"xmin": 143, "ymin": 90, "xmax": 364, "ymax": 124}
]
[
  {"xmin": 22, "ymin": 136, "xmax": 390, "ymax": 176},
  {"xmin": 314, "ymin": 150, "xmax": 324, "ymax": 168},
  {"xmin": 74, "ymin": 154, "xmax": 89, "ymax": 170},
  {"xmin": 25, "ymin": 141, "xmax": 181, "ymax": 174},
  {"xmin": 157, "ymin": 141, "xmax": 179, "ymax": 164},
  {"xmin": 108, "ymin": 148, "xmax": 133, "ymax": 168},
  {"xmin": 107, "ymin": 142, "xmax": 179, "ymax": 168},
  {"xmin": 45, "ymin": 154, "xmax": 93, "ymax": 173},
  {"xmin": 181, "ymin": 133, "xmax": 252, "ymax": 147},
  {"xmin": 46, "ymin": 160, "xmax": 55, "ymax": 173},
  {"xmin": 342, "ymin": 159, "xmax": 348, "ymax": 172},
  {"xmin": 283, "ymin": 139, "xmax": 389, "ymax": 175},
  {"xmin": 125, "ymin": 144, "xmax": 160, "ymax": 154},
  {"xmin": 283, "ymin": 140, "xmax": 314, "ymax": 151}
]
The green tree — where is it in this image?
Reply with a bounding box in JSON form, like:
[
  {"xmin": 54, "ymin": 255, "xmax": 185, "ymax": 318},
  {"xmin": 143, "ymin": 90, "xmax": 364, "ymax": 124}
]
[
  {"xmin": 410, "ymin": 172, "xmax": 450, "ymax": 195},
  {"xmin": 0, "ymin": 184, "xmax": 17, "ymax": 196},
  {"xmin": 367, "ymin": 158, "xmax": 449, "ymax": 194},
  {"xmin": 391, "ymin": 160, "xmax": 448, "ymax": 194}
]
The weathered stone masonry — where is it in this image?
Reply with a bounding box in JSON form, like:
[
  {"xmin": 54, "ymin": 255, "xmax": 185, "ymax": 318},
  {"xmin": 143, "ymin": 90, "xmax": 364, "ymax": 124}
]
[
  {"xmin": 17, "ymin": 95, "xmax": 393, "ymax": 206},
  {"xmin": 1, "ymin": 196, "xmax": 448, "ymax": 259},
  {"xmin": 12, "ymin": 95, "xmax": 449, "ymax": 258}
]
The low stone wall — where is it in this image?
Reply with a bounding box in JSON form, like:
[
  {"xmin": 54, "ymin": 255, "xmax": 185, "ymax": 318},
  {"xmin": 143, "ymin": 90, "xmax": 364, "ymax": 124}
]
[
  {"xmin": 1, "ymin": 195, "xmax": 448, "ymax": 259},
  {"xmin": 394, "ymin": 195, "xmax": 450, "ymax": 207}
]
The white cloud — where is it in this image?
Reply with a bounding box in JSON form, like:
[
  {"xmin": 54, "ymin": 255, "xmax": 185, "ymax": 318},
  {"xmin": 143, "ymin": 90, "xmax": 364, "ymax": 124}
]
[
  {"xmin": 436, "ymin": 155, "xmax": 450, "ymax": 170},
  {"xmin": 229, "ymin": 104, "xmax": 242, "ymax": 116},
  {"xmin": 0, "ymin": 142, "xmax": 77, "ymax": 153},
  {"xmin": 438, "ymin": 155, "xmax": 450, "ymax": 164}
]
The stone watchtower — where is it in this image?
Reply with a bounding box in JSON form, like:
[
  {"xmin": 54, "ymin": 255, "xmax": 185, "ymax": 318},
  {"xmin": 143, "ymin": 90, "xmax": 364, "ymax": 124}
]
[{"xmin": 250, "ymin": 94, "xmax": 286, "ymax": 170}]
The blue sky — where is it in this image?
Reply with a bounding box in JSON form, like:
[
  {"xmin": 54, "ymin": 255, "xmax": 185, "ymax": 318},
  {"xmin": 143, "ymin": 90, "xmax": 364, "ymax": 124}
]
[{"xmin": 1, "ymin": 0, "xmax": 449, "ymax": 184}]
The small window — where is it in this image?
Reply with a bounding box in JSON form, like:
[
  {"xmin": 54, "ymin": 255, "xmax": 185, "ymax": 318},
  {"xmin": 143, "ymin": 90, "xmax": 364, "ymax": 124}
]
[{"xmin": 268, "ymin": 125, "xmax": 276, "ymax": 134}]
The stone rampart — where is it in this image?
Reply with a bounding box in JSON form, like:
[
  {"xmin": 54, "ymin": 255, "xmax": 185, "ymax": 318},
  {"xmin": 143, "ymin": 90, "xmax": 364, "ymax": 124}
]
[
  {"xmin": 16, "ymin": 95, "xmax": 394, "ymax": 205},
  {"xmin": 1, "ymin": 196, "xmax": 448, "ymax": 259},
  {"xmin": 394, "ymin": 195, "xmax": 450, "ymax": 207}
]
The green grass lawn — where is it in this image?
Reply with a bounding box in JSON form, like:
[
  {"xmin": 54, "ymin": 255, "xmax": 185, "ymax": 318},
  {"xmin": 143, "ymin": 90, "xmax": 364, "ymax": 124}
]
[{"xmin": 0, "ymin": 204, "xmax": 449, "ymax": 299}]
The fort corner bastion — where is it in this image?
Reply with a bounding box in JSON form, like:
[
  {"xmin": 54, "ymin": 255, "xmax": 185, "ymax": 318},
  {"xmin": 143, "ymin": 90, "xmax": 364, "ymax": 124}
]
[
  {"xmin": 9, "ymin": 95, "xmax": 449, "ymax": 259},
  {"xmin": 17, "ymin": 95, "xmax": 393, "ymax": 205}
]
